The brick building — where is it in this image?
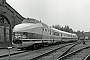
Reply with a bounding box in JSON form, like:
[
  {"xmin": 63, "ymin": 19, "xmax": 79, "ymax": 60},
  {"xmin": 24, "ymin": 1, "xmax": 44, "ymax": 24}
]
[{"xmin": 0, "ymin": 0, "xmax": 24, "ymax": 46}]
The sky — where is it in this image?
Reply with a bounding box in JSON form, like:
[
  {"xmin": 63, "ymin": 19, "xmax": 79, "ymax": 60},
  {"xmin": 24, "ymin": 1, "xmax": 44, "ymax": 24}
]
[{"xmin": 6, "ymin": 0, "xmax": 90, "ymax": 32}]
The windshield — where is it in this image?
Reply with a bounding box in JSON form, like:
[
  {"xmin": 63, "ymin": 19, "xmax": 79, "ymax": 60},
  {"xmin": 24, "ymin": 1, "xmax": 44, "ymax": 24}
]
[{"xmin": 13, "ymin": 32, "xmax": 42, "ymax": 40}]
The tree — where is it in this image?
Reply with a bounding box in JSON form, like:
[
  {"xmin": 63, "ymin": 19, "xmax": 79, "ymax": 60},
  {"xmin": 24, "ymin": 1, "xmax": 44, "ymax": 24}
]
[
  {"xmin": 52, "ymin": 24, "xmax": 61, "ymax": 30},
  {"xmin": 52, "ymin": 24, "xmax": 74, "ymax": 33}
]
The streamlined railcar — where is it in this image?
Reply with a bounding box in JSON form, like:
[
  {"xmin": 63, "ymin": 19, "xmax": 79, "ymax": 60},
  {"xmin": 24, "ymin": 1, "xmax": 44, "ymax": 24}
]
[{"xmin": 12, "ymin": 18, "xmax": 78, "ymax": 49}]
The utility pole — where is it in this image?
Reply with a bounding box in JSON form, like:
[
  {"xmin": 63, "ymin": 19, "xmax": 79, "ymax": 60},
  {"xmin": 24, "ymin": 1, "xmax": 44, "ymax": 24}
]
[{"xmin": 7, "ymin": 47, "xmax": 12, "ymax": 60}]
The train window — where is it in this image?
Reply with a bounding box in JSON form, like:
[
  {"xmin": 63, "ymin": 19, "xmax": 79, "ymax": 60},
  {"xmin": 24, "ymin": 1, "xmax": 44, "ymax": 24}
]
[
  {"xmin": 45, "ymin": 29, "xmax": 47, "ymax": 31},
  {"xmin": 62, "ymin": 33, "xmax": 63, "ymax": 36},
  {"xmin": 54, "ymin": 32, "xmax": 59, "ymax": 36},
  {"xmin": 50, "ymin": 30, "xmax": 51, "ymax": 35},
  {"xmin": 23, "ymin": 32, "xmax": 27, "ymax": 35},
  {"xmin": 42, "ymin": 28, "xmax": 44, "ymax": 31}
]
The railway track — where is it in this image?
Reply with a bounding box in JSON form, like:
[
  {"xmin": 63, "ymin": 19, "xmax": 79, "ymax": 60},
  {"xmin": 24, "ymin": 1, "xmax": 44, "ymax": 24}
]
[
  {"xmin": 29, "ymin": 41, "xmax": 90, "ymax": 60},
  {"xmin": 57, "ymin": 45, "xmax": 90, "ymax": 60},
  {"xmin": 58, "ymin": 42, "xmax": 89, "ymax": 57},
  {"xmin": 56, "ymin": 41, "xmax": 90, "ymax": 60},
  {"xmin": 0, "ymin": 43, "xmax": 74, "ymax": 60},
  {"xmin": 84, "ymin": 54, "xmax": 90, "ymax": 60},
  {"xmin": 0, "ymin": 42, "xmax": 76, "ymax": 58},
  {"xmin": 32, "ymin": 43, "xmax": 80, "ymax": 60},
  {"xmin": 30, "ymin": 43, "xmax": 75, "ymax": 60},
  {"xmin": 1, "ymin": 41, "xmax": 89, "ymax": 60}
]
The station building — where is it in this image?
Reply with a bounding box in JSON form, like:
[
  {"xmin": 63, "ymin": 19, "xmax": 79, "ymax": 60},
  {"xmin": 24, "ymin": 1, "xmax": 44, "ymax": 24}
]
[{"xmin": 0, "ymin": 0, "xmax": 24, "ymax": 47}]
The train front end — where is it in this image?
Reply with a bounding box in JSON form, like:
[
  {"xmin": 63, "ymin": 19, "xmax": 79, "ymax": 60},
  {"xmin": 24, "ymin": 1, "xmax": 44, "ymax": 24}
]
[
  {"xmin": 12, "ymin": 18, "xmax": 43, "ymax": 49},
  {"xmin": 12, "ymin": 23, "xmax": 35, "ymax": 49},
  {"xmin": 12, "ymin": 32, "xmax": 35, "ymax": 49}
]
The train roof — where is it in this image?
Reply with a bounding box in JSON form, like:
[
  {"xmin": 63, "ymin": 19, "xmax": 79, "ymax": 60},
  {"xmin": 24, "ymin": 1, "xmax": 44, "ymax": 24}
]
[
  {"xmin": 13, "ymin": 18, "xmax": 77, "ymax": 36},
  {"xmin": 13, "ymin": 23, "xmax": 43, "ymax": 32},
  {"xmin": 22, "ymin": 18, "xmax": 50, "ymax": 28},
  {"xmin": 51, "ymin": 27, "xmax": 76, "ymax": 36}
]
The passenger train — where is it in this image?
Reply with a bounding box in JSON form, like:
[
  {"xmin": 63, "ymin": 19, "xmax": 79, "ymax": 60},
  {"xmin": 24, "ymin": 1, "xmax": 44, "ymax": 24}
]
[{"xmin": 12, "ymin": 18, "xmax": 78, "ymax": 49}]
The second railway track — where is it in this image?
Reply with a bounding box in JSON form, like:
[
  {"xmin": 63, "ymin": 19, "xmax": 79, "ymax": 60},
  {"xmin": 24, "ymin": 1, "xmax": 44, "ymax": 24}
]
[
  {"xmin": 30, "ymin": 41, "xmax": 90, "ymax": 60},
  {"xmin": 57, "ymin": 41, "xmax": 90, "ymax": 60},
  {"xmin": 57, "ymin": 45, "xmax": 90, "ymax": 60}
]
